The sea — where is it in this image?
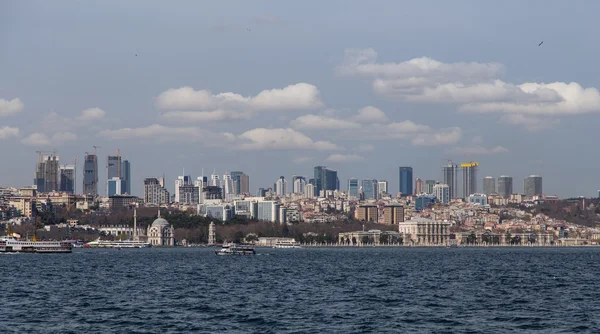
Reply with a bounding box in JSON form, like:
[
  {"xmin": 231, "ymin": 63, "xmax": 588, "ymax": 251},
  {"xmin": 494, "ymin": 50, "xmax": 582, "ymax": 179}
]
[{"xmin": 1, "ymin": 247, "xmax": 599, "ymax": 333}]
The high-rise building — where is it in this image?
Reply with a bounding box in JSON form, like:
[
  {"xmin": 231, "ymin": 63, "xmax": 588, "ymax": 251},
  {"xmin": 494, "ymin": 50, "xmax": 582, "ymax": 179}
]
[
  {"xmin": 59, "ymin": 165, "xmax": 75, "ymax": 193},
  {"xmin": 313, "ymin": 166, "xmax": 338, "ymax": 195},
  {"xmin": 293, "ymin": 176, "xmax": 306, "ymax": 194},
  {"xmin": 230, "ymin": 171, "xmax": 244, "ymax": 194},
  {"xmin": 222, "ymin": 173, "xmax": 235, "ymax": 200},
  {"xmin": 34, "ymin": 153, "xmax": 60, "ymax": 193},
  {"xmin": 195, "ymin": 176, "xmax": 208, "ymax": 188},
  {"xmin": 416, "ymin": 194, "xmax": 437, "ymax": 211},
  {"xmin": 442, "ymin": 163, "xmax": 459, "ymax": 199},
  {"xmin": 398, "ymin": 167, "xmax": 413, "ymax": 196},
  {"xmin": 304, "ymin": 184, "xmax": 315, "ymax": 199},
  {"xmin": 83, "ymin": 153, "xmax": 98, "ymax": 196},
  {"xmin": 174, "ymin": 175, "xmax": 192, "ymax": 203},
  {"xmin": 239, "ymin": 173, "xmax": 250, "ymax": 194},
  {"xmin": 461, "ymin": 162, "xmax": 478, "ymax": 199},
  {"xmin": 121, "ymin": 160, "xmax": 131, "ymax": 195},
  {"xmin": 257, "ymin": 201, "xmax": 281, "ymax": 223},
  {"xmin": 144, "ymin": 178, "xmax": 170, "ymax": 204},
  {"xmin": 415, "ymin": 177, "xmax": 423, "ymax": 194},
  {"xmin": 348, "ymin": 178, "xmax": 359, "ymax": 198},
  {"xmin": 107, "ymin": 177, "xmax": 126, "ymax": 197},
  {"xmin": 383, "ymin": 204, "xmax": 404, "ymax": 224},
  {"xmin": 179, "ymin": 184, "xmax": 200, "ymax": 204},
  {"xmin": 356, "ymin": 205, "xmax": 378, "ymax": 222},
  {"xmin": 210, "ymin": 173, "xmax": 220, "ymax": 187},
  {"xmin": 483, "ymin": 176, "xmax": 496, "ymax": 195},
  {"xmin": 497, "ymin": 176, "xmax": 513, "ymax": 198},
  {"xmin": 362, "ymin": 179, "xmax": 378, "ymax": 200},
  {"xmin": 378, "ymin": 180, "xmax": 389, "ymax": 197},
  {"xmin": 524, "ymin": 175, "xmax": 543, "ymax": 197},
  {"xmin": 425, "ymin": 180, "xmax": 436, "ymax": 194},
  {"xmin": 107, "ymin": 155, "xmax": 121, "ymax": 179},
  {"xmin": 433, "ymin": 183, "xmax": 450, "ymax": 204},
  {"xmin": 275, "ymin": 176, "xmax": 287, "ymax": 197}
]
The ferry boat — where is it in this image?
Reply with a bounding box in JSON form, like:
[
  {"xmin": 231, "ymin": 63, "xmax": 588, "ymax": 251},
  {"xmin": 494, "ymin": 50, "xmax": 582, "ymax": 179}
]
[
  {"xmin": 0, "ymin": 235, "xmax": 72, "ymax": 253},
  {"xmin": 84, "ymin": 239, "xmax": 151, "ymax": 248},
  {"xmin": 273, "ymin": 240, "xmax": 302, "ymax": 248},
  {"xmin": 215, "ymin": 243, "xmax": 256, "ymax": 255}
]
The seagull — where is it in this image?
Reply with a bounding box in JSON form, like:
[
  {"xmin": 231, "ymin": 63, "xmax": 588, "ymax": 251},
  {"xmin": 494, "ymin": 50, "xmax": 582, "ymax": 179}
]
[
  {"xmin": 135, "ymin": 54, "xmax": 138, "ymax": 56},
  {"xmin": 247, "ymin": 28, "xmax": 251, "ymax": 32},
  {"xmin": 538, "ymin": 41, "xmax": 543, "ymax": 47}
]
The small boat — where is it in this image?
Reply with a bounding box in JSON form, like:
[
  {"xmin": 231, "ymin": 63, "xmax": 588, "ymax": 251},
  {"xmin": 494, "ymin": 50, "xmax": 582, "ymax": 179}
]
[
  {"xmin": 215, "ymin": 243, "xmax": 256, "ymax": 255},
  {"xmin": 273, "ymin": 240, "xmax": 302, "ymax": 248}
]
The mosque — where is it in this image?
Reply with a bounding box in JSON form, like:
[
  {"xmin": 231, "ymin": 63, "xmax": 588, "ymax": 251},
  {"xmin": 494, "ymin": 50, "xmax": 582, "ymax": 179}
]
[{"xmin": 147, "ymin": 209, "xmax": 174, "ymax": 246}]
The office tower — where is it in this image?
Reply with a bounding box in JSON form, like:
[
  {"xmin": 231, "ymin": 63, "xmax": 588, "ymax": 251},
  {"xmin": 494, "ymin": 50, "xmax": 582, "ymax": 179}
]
[
  {"xmin": 195, "ymin": 176, "xmax": 207, "ymax": 188},
  {"xmin": 415, "ymin": 177, "xmax": 423, "ymax": 194},
  {"xmin": 257, "ymin": 188, "xmax": 267, "ymax": 197},
  {"xmin": 361, "ymin": 179, "xmax": 378, "ymax": 200},
  {"xmin": 59, "ymin": 165, "xmax": 75, "ymax": 193},
  {"xmin": 107, "ymin": 155, "xmax": 121, "ymax": 179},
  {"xmin": 257, "ymin": 201, "xmax": 281, "ymax": 223},
  {"xmin": 313, "ymin": 166, "xmax": 338, "ymax": 195},
  {"xmin": 425, "ymin": 180, "xmax": 436, "ymax": 194},
  {"xmin": 222, "ymin": 173, "xmax": 235, "ymax": 200},
  {"xmin": 34, "ymin": 153, "xmax": 59, "ymax": 193},
  {"xmin": 275, "ymin": 176, "xmax": 287, "ymax": 197},
  {"xmin": 416, "ymin": 194, "xmax": 437, "ymax": 211},
  {"xmin": 433, "ymin": 183, "xmax": 450, "ymax": 204},
  {"xmin": 497, "ymin": 176, "xmax": 513, "ymax": 198},
  {"xmin": 83, "ymin": 153, "xmax": 98, "ymax": 196},
  {"xmin": 121, "ymin": 160, "xmax": 131, "ymax": 195},
  {"xmin": 174, "ymin": 175, "xmax": 192, "ymax": 203},
  {"xmin": 483, "ymin": 176, "xmax": 496, "ymax": 195},
  {"xmin": 347, "ymin": 178, "xmax": 359, "ymax": 198},
  {"xmin": 179, "ymin": 184, "xmax": 200, "ymax": 204},
  {"xmin": 293, "ymin": 176, "xmax": 306, "ymax": 194},
  {"xmin": 107, "ymin": 177, "xmax": 126, "ymax": 197},
  {"xmin": 442, "ymin": 163, "xmax": 459, "ymax": 199},
  {"xmin": 239, "ymin": 174, "xmax": 249, "ymax": 194},
  {"xmin": 524, "ymin": 175, "xmax": 543, "ymax": 197},
  {"xmin": 230, "ymin": 171, "xmax": 244, "ymax": 194},
  {"xmin": 461, "ymin": 162, "xmax": 478, "ymax": 198},
  {"xmin": 203, "ymin": 186, "xmax": 223, "ymax": 200},
  {"xmin": 304, "ymin": 184, "xmax": 315, "ymax": 199},
  {"xmin": 210, "ymin": 173, "xmax": 220, "ymax": 187},
  {"xmin": 383, "ymin": 204, "xmax": 404, "ymax": 224},
  {"xmin": 378, "ymin": 180, "xmax": 389, "ymax": 197},
  {"xmin": 144, "ymin": 178, "xmax": 170, "ymax": 204},
  {"xmin": 398, "ymin": 167, "xmax": 413, "ymax": 196}
]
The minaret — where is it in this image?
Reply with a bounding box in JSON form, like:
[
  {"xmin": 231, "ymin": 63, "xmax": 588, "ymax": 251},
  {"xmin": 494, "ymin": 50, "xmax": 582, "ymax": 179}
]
[
  {"xmin": 133, "ymin": 207, "xmax": 138, "ymax": 241},
  {"xmin": 208, "ymin": 222, "xmax": 216, "ymax": 245}
]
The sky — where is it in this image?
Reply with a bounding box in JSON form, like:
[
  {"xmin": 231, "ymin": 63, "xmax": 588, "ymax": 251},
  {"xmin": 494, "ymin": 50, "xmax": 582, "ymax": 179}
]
[{"xmin": 1, "ymin": 0, "xmax": 600, "ymax": 198}]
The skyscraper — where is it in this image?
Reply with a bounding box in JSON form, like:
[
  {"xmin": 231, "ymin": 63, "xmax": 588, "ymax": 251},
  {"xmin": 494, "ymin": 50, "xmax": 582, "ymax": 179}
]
[
  {"xmin": 461, "ymin": 162, "xmax": 478, "ymax": 199},
  {"xmin": 378, "ymin": 180, "xmax": 388, "ymax": 197},
  {"xmin": 239, "ymin": 173, "xmax": 250, "ymax": 194},
  {"xmin": 210, "ymin": 172, "xmax": 220, "ymax": 187},
  {"xmin": 362, "ymin": 179, "xmax": 378, "ymax": 200},
  {"xmin": 275, "ymin": 176, "xmax": 287, "ymax": 197},
  {"xmin": 497, "ymin": 176, "xmax": 513, "ymax": 198},
  {"xmin": 348, "ymin": 178, "xmax": 359, "ymax": 198},
  {"xmin": 442, "ymin": 163, "xmax": 458, "ymax": 199},
  {"xmin": 222, "ymin": 173, "xmax": 235, "ymax": 200},
  {"xmin": 34, "ymin": 153, "xmax": 59, "ymax": 193},
  {"xmin": 107, "ymin": 155, "xmax": 121, "ymax": 179},
  {"xmin": 293, "ymin": 176, "xmax": 306, "ymax": 194},
  {"xmin": 313, "ymin": 166, "xmax": 338, "ymax": 195},
  {"xmin": 433, "ymin": 183, "xmax": 450, "ymax": 204},
  {"xmin": 121, "ymin": 160, "xmax": 131, "ymax": 195},
  {"xmin": 524, "ymin": 175, "xmax": 543, "ymax": 197},
  {"xmin": 144, "ymin": 178, "xmax": 170, "ymax": 204},
  {"xmin": 424, "ymin": 180, "xmax": 436, "ymax": 194},
  {"xmin": 107, "ymin": 177, "xmax": 125, "ymax": 197},
  {"xmin": 174, "ymin": 175, "xmax": 192, "ymax": 203},
  {"xmin": 415, "ymin": 177, "xmax": 423, "ymax": 194},
  {"xmin": 59, "ymin": 164, "xmax": 75, "ymax": 193},
  {"xmin": 230, "ymin": 171, "xmax": 244, "ymax": 194},
  {"xmin": 483, "ymin": 176, "xmax": 496, "ymax": 195},
  {"xmin": 398, "ymin": 167, "xmax": 413, "ymax": 196},
  {"xmin": 83, "ymin": 153, "xmax": 98, "ymax": 196}
]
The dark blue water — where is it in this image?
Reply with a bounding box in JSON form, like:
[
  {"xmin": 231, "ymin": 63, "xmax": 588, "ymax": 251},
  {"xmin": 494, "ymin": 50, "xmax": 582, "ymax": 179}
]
[{"xmin": 1, "ymin": 247, "xmax": 599, "ymax": 333}]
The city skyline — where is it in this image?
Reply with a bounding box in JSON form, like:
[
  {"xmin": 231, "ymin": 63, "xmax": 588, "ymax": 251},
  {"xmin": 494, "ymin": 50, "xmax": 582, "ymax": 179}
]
[{"xmin": 1, "ymin": 2, "xmax": 600, "ymax": 197}]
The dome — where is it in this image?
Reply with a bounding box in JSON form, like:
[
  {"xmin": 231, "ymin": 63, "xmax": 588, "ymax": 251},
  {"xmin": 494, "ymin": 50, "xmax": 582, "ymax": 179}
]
[{"xmin": 152, "ymin": 217, "xmax": 169, "ymax": 228}]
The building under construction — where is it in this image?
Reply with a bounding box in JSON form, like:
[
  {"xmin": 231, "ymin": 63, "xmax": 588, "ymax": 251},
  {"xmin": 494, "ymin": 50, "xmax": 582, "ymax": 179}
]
[
  {"xmin": 442, "ymin": 162, "xmax": 459, "ymax": 199},
  {"xmin": 34, "ymin": 151, "xmax": 59, "ymax": 193},
  {"xmin": 83, "ymin": 153, "xmax": 98, "ymax": 196},
  {"xmin": 461, "ymin": 162, "xmax": 479, "ymax": 199}
]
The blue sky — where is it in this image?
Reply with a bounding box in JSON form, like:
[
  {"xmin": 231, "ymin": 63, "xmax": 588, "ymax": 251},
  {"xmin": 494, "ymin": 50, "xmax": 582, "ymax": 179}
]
[{"xmin": 1, "ymin": 1, "xmax": 599, "ymax": 197}]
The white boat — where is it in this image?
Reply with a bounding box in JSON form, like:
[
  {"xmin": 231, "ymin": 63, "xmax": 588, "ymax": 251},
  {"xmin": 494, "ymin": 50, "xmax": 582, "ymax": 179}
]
[
  {"xmin": 0, "ymin": 235, "xmax": 72, "ymax": 253},
  {"xmin": 273, "ymin": 240, "xmax": 302, "ymax": 248},
  {"xmin": 84, "ymin": 239, "xmax": 151, "ymax": 248},
  {"xmin": 215, "ymin": 243, "xmax": 255, "ymax": 255}
]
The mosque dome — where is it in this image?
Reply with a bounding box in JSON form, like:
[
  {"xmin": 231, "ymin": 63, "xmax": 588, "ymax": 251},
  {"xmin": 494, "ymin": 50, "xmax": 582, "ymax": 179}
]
[{"xmin": 152, "ymin": 217, "xmax": 169, "ymax": 228}]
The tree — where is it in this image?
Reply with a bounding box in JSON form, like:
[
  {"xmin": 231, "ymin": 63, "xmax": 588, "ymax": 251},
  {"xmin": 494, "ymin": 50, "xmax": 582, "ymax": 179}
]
[
  {"xmin": 361, "ymin": 236, "xmax": 371, "ymax": 245},
  {"xmin": 233, "ymin": 231, "xmax": 244, "ymax": 243},
  {"xmin": 379, "ymin": 234, "xmax": 389, "ymax": 244},
  {"xmin": 466, "ymin": 232, "xmax": 477, "ymax": 245}
]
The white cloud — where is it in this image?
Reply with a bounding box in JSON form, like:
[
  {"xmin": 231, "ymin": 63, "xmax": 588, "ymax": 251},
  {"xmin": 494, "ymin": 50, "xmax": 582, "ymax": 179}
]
[
  {"xmin": 326, "ymin": 154, "xmax": 364, "ymax": 162},
  {"xmin": 352, "ymin": 106, "xmax": 389, "ymax": 123},
  {"xmin": 98, "ymin": 124, "xmax": 218, "ymax": 142},
  {"xmin": 291, "ymin": 114, "xmax": 360, "ymax": 130},
  {"xmin": 410, "ymin": 127, "xmax": 463, "ymax": 146},
  {"xmin": 21, "ymin": 132, "xmax": 77, "ymax": 146},
  {"xmin": 500, "ymin": 114, "xmax": 560, "ymax": 132},
  {"xmin": 0, "ymin": 126, "xmax": 19, "ymax": 139},
  {"xmin": 357, "ymin": 143, "xmax": 375, "ymax": 152},
  {"xmin": 77, "ymin": 107, "xmax": 106, "ymax": 121},
  {"xmin": 235, "ymin": 128, "xmax": 341, "ymax": 151},
  {"xmin": 0, "ymin": 98, "xmax": 24, "ymax": 117},
  {"xmin": 156, "ymin": 83, "xmax": 323, "ymax": 122},
  {"xmin": 292, "ymin": 156, "xmax": 314, "ymax": 164},
  {"xmin": 446, "ymin": 145, "xmax": 509, "ymax": 156},
  {"xmin": 337, "ymin": 49, "xmax": 600, "ymax": 129}
]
